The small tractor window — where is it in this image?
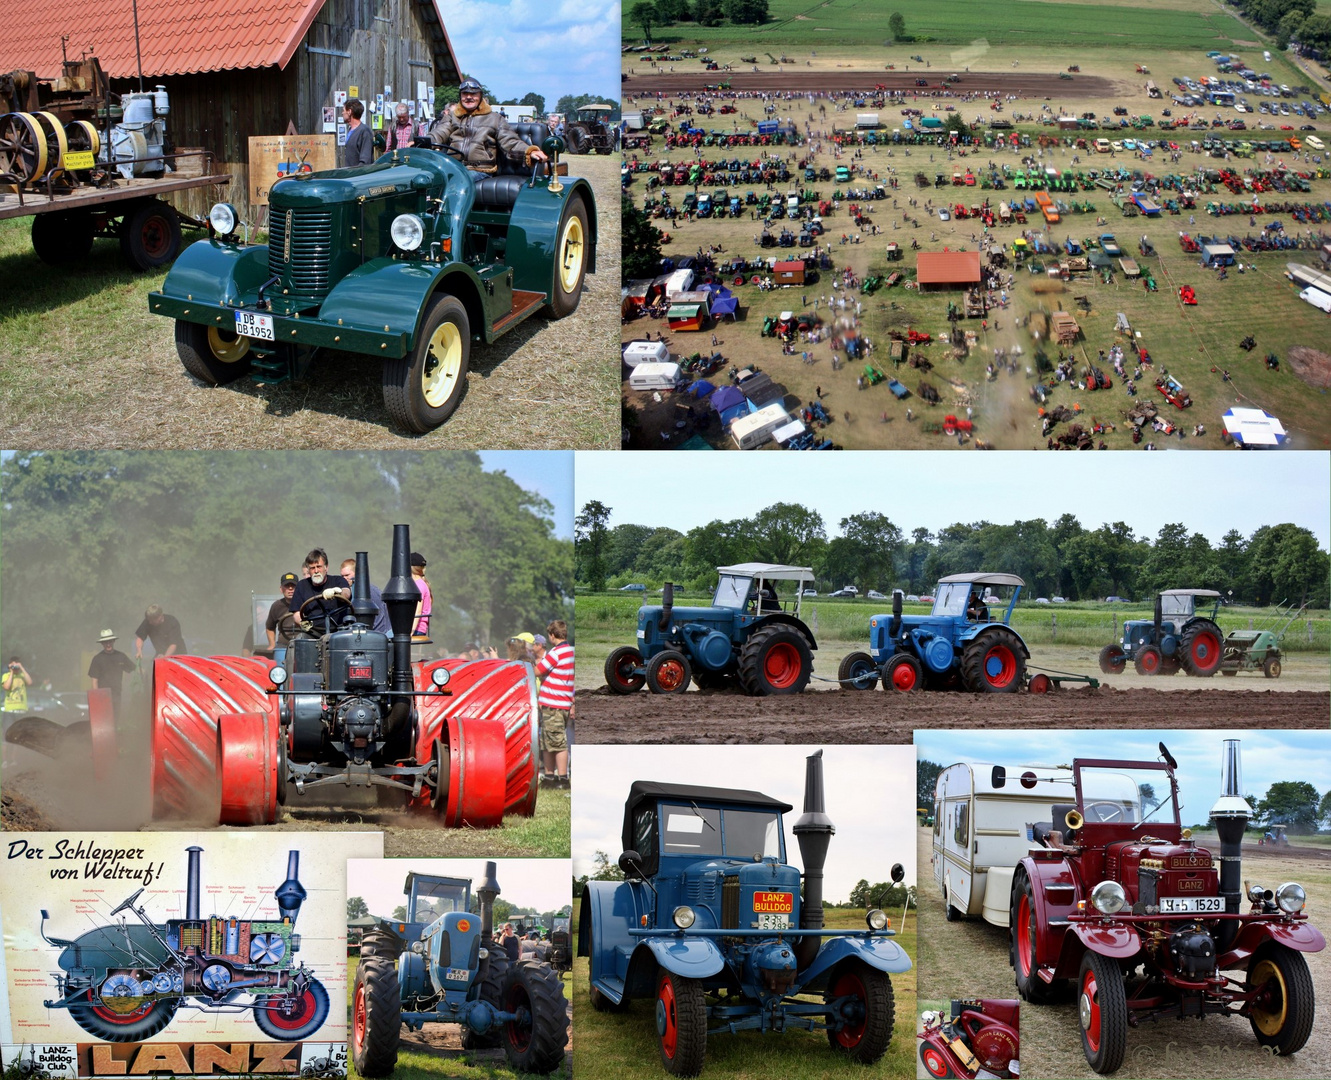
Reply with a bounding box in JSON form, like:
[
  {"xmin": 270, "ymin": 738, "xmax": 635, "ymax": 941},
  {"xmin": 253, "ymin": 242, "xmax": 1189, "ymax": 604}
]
[
  {"xmin": 412, "ymin": 881, "xmax": 468, "ymax": 922},
  {"xmin": 722, "ymin": 808, "xmax": 782, "ymax": 860},
  {"xmin": 954, "ymin": 803, "xmax": 969, "ymax": 846},
  {"xmin": 634, "ymin": 807, "xmax": 658, "ymax": 860},
  {"xmin": 1160, "ymin": 594, "xmax": 1196, "ymax": 617},
  {"xmin": 933, "ymin": 583, "xmax": 969, "ymax": 617},
  {"xmin": 713, "ymin": 575, "xmax": 752, "ymax": 609},
  {"xmin": 663, "ymin": 804, "xmax": 723, "ymax": 854}
]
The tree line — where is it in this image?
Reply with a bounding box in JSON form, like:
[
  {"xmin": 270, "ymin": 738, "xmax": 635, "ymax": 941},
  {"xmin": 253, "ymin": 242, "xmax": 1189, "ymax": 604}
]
[
  {"xmin": 629, "ymin": 0, "xmax": 770, "ymax": 42},
  {"xmin": 576, "ymin": 500, "xmax": 1329, "ymax": 606},
  {"xmin": 435, "ymin": 82, "xmax": 619, "ymax": 120},
  {"xmin": 1224, "ymin": 0, "xmax": 1331, "ymax": 52}
]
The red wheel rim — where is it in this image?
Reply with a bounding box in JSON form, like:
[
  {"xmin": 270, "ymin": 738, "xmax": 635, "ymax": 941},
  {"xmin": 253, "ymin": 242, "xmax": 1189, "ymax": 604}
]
[
  {"xmin": 891, "ymin": 661, "xmax": 917, "ymax": 691},
  {"xmin": 613, "ymin": 653, "xmax": 642, "ymax": 688},
  {"xmin": 1030, "ymin": 674, "xmax": 1051, "ymax": 694},
  {"xmin": 655, "ymin": 659, "xmax": 686, "ymax": 692},
  {"xmin": 984, "ymin": 645, "xmax": 1017, "ymax": 688},
  {"xmin": 764, "ymin": 641, "xmax": 802, "ymax": 688},
  {"xmin": 352, "ymin": 983, "xmax": 366, "ymax": 1051},
  {"xmin": 1017, "ymin": 894, "xmax": 1034, "ymax": 977},
  {"xmin": 830, "ymin": 971, "xmax": 868, "ymax": 1048},
  {"xmin": 922, "ymin": 1045, "xmax": 950, "ymax": 1078},
  {"xmin": 261, "ymin": 987, "xmax": 320, "ymax": 1031},
  {"xmin": 1140, "ymin": 649, "xmax": 1159, "ymax": 673},
  {"xmin": 1190, "ymin": 631, "xmax": 1219, "ymax": 666},
  {"xmin": 505, "ymin": 981, "xmax": 533, "ymax": 1052},
  {"xmin": 658, "ymin": 977, "xmax": 679, "ymax": 1058},
  {"xmin": 1081, "ymin": 968, "xmax": 1101, "ymax": 1052},
  {"xmin": 141, "ymin": 216, "xmax": 171, "ymax": 259}
]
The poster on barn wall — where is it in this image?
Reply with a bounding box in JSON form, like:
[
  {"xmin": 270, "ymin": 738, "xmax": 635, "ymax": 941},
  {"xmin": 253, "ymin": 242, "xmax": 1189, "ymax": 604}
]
[
  {"xmin": 0, "ymin": 832, "xmax": 381, "ymax": 1076},
  {"xmin": 249, "ymin": 135, "xmax": 338, "ymax": 205}
]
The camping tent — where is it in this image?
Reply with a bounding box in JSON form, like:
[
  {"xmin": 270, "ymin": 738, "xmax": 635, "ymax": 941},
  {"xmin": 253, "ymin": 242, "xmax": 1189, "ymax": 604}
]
[
  {"xmin": 688, "ymin": 379, "xmax": 716, "ymax": 398},
  {"xmin": 710, "ymin": 385, "xmax": 746, "ymax": 427},
  {"xmin": 1222, "ymin": 407, "xmax": 1288, "ymax": 447},
  {"xmin": 711, "ymin": 296, "xmax": 739, "ymax": 320}
]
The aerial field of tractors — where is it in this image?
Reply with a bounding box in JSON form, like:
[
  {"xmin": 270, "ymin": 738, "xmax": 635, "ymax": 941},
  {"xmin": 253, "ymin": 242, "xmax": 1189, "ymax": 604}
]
[{"xmin": 620, "ymin": 0, "xmax": 1331, "ymax": 451}]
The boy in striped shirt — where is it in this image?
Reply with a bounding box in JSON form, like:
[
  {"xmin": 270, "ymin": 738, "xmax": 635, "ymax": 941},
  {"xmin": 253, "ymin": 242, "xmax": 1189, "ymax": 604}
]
[{"xmin": 535, "ymin": 619, "xmax": 574, "ymax": 786}]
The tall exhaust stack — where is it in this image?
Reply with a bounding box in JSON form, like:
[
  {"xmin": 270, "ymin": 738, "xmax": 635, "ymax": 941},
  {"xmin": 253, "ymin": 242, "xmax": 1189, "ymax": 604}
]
[
  {"xmin": 351, "ymin": 550, "xmax": 376, "ymax": 627},
  {"xmin": 275, "ymin": 851, "xmax": 307, "ymax": 927},
  {"xmin": 478, "ymin": 861, "xmax": 501, "ymax": 941},
  {"xmin": 1209, "ymin": 739, "xmax": 1250, "ymax": 952},
  {"xmin": 185, "ymin": 846, "xmax": 202, "ymax": 920},
  {"xmin": 381, "ymin": 525, "xmax": 417, "ymax": 693},
  {"xmin": 793, "ymin": 750, "xmax": 835, "ymax": 969}
]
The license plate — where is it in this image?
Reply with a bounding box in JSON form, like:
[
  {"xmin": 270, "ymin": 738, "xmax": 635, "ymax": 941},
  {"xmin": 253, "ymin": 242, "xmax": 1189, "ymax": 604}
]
[
  {"xmin": 444, "ymin": 967, "xmax": 470, "ymax": 982},
  {"xmin": 757, "ymin": 913, "xmax": 790, "ymax": 930},
  {"xmin": 236, "ymin": 311, "xmax": 275, "ymax": 340},
  {"xmin": 1158, "ymin": 896, "xmax": 1224, "ymax": 914}
]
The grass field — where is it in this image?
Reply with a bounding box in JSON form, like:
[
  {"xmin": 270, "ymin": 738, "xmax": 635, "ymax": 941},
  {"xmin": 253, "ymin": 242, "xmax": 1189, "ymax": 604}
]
[{"xmin": 572, "ymin": 900, "xmax": 918, "ymax": 1080}]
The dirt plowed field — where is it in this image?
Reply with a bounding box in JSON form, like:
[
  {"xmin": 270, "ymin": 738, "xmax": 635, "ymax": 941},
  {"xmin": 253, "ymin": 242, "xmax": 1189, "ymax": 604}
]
[{"xmin": 625, "ymin": 69, "xmax": 1119, "ymax": 99}]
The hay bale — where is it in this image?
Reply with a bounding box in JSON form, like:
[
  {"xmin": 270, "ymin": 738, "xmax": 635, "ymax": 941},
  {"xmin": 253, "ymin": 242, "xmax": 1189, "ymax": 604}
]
[
  {"xmin": 1029, "ymin": 312, "xmax": 1048, "ymax": 339},
  {"xmin": 1030, "ymin": 280, "xmax": 1066, "ymax": 294},
  {"xmin": 1287, "ymin": 346, "xmax": 1331, "ymax": 390}
]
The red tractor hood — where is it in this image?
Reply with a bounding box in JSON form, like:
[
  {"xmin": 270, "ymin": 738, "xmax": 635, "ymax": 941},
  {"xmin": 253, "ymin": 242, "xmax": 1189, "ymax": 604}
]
[{"xmin": 1106, "ymin": 839, "xmax": 1216, "ymax": 906}]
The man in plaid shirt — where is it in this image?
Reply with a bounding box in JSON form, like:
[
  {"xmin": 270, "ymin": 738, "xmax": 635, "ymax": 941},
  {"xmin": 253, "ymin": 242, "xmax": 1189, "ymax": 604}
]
[{"xmin": 535, "ymin": 619, "xmax": 574, "ymax": 786}]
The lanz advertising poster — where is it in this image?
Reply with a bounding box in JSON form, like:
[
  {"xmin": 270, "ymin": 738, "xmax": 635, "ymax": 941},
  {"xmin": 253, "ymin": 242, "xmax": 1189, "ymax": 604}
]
[{"xmin": 0, "ymin": 832, "xmax": 381, "ymax": 1077}]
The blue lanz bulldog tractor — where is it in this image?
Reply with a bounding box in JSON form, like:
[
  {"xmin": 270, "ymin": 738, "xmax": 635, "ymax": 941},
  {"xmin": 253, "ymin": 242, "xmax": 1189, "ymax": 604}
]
[
  {"xmin": 1098, "ymin": 589, "xmax": 1224, "ymax": 677},
  {"xmin": 351, "ymin": 862, "xmax": 568, "ymax": 1077},
  {"xmin": 579, "ymin": 751, "xmax": 911, "ymax": 1076},
  {"xmin": 839, "ymin": 573, "xmax": 1030, "ymax": 693},
  {"xmin": 603, "ymin": 564, "xmax": 818, "ymax": 696}
]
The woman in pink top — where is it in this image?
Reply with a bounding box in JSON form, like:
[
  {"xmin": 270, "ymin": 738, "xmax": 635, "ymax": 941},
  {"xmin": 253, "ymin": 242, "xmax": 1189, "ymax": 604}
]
[{"xmin": 410, "ymin": 552, "xmax": 432, "ymax": 637}]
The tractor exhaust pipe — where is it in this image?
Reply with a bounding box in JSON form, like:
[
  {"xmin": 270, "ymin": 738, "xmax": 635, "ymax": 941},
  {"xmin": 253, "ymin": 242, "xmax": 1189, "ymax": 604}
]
[
  {"xmin": 380, "ymin": 525, "xmax": 416, "ymax": 740},
  {"xmin": 1210, "ymin": 739, "xmax": 1250, "ymax": 953},
  {"xmin": 351, "ymin": 550, "xmax": 376, "ymax": 627},
  {"xmin": 275, "ymin": 850, "xmax": 307, "ymax": 927},
  {"xmin": 890, "ymin": 590, "xmax": 903, "ymax": 637},
  {"xmin": 185, "ymin": 845, "xmax": 202, "ymax": 920},
  {"xmin": 660, "ymin": 582, "xmax": 674, "ymax": 631},
  {"xmin": 478, "ymin": 861, "xmax": 501, "ymax": 941},
  {"xmin": 793, "ymin": 750, "xmax": 835, "ymax": 970},
  {"xmin": 1154, "ymin": 594, "xmax": 1163, "ymax": 638}
]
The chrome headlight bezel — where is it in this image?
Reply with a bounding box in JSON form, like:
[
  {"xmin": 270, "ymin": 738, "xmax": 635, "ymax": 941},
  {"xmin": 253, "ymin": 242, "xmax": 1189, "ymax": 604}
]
[
  {"xmin": 391, "ymin": 213, "xmax": 426, "ymax": 252},
  {"xmin": 1090, "ymin": 880, "xmax": 1128, "ymax": 915},
  {"xmin": 209, "ymin": 202, "xmax": 238, "ymax": 236},
  {"xmin": 866, "ymin": 908, "xmax": 889, "ymax": 931},
  {"xmin": 269, "ymin": 666, "xmax": 289, "ymax": 686},
  {"xmin": 431, "ymin": 666, "xmax": 451, "ymax": 688},
  {"xmin": 672, "ymin": 905, "xmax": 696, "ymax": 930},
  {"xmin": 1275, "ymin": 882, "xmax": 1306, "ymax": 914}
]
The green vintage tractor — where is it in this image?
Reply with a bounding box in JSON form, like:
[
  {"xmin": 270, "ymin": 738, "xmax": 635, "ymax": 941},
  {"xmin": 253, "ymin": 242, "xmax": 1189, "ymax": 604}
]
[{"xmin": 149, "ymin": 128, "xmax": 595, "ymax": 433}]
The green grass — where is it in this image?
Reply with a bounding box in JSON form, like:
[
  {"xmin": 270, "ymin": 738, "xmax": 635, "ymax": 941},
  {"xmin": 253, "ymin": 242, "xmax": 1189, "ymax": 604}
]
[
  {"xmin": 572, "ymin": 901, "xmax": 917, "ymax": 1080},
  {"xmin": 575, "ymin": 594, "xmax": 1331, "ymax": 651}
]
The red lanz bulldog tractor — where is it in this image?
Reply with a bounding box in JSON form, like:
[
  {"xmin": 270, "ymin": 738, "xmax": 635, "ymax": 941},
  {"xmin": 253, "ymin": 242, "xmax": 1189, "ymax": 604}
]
[
  {"xmin": 87, "ymin": 525, "xmax": 537, "ymax": 828},
  {"xmin": 918, "ymin": 999, "xmax": 1020, "ymax": 1079},
  {"xmin": 1008, "ymin": 740, "xmax": 1323, "ymax": 1074}
]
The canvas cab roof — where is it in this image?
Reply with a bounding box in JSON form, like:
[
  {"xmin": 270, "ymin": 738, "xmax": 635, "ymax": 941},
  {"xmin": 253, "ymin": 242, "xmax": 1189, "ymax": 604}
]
[
  {"xmin": 938, "ymin": 572, "xmax": 1026, "ymax": 587},
  {"xmin": 1160, "ymin": 589, "xmax": 1223, "ymax": 598},
  {"xmin": 717, "ymin": 562, "xmax": 816, "ymax": 582}
]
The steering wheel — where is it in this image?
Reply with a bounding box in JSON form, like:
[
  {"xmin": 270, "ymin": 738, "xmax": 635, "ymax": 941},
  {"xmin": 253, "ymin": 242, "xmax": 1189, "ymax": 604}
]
[
  {"xmin": 296, "ymin": 594, "xmax": 350, "ymax": 636},
  {"xmin": 433, "ymin": 141, "xmax": 469, "ymax": 163},
  {"xmin": 111, "ymin": 888, "xmax": 145, "ymax": 916},
  {"xmin": 1082, "ymin": 801, "xmax": 1127, "ymax": 824}
]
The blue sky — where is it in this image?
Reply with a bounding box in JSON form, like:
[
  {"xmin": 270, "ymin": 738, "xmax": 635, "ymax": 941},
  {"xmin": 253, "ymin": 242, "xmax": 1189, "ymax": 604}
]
[
  {"xmin": 575, "ymin": 451, "xmax": 1331, "ymax": 548},
  {"xmin": 348, "ymin": 858, "xmax": 572, "ymax": 917},
  {"xmin": 914, "ymin": 729, "xmax": 1331, "ymax": 823},
  {"xmin": 438, "ymin": 0, "xmax": 621, "ymax": 108}
]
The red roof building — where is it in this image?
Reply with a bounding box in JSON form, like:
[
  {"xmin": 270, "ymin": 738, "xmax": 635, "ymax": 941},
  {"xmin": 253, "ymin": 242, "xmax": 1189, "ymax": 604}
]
[{"xmin": 916, "ymin": 250, "xmax": 982, "ymax": 290}]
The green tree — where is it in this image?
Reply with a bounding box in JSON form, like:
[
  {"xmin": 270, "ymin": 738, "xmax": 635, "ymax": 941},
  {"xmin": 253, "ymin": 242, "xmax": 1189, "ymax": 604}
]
[
  {"xmin": 436, "ymin": 74, "xmax": 493, "ymax": 110},
  {"xmin": 590, "ymin": 850, "xmax": 625, "ymax": 881},
  {"xmin": 888, "ymin": 11, "xmax": 907, "ymax": 39},
  {"xmin": 750, "ymin": 502, "xmax": 827, "ymax": 565},
  {"xmin": 519, "ymin": 91, "xmax": 547, "ymax": 117},
  {"xmin": 392, "ymin": 905, "xmax": 408, "ymax": 921},
  {"xmin": 1255, "ymin": 780, "xmax": 1321, "ymax": 833},
  {"xmin": 1297, "ymin": 12, "xmax": 1331, "ymax": 49},
  {"xmin": 684, "ymin": 518, "xmax": 753, "ymax": 580},
  {"xmin": 347, "ymin": 896, "xmax": 369, "ymax": 919},
  {"xmin": 725, "ymin": 0, "xmax": 769, "ymax": 24},
  {"xmin": 695, "ymin": 0, "xmax": 724, "ymax": 25},
  {"xmin": 942, "ymin": 113, "xmax": 970, "ymax": 137},
  {"xmin": 826, "ymin": 512, "xmax": 902, "ymax": 592},
  {"xmin": 630, "ymin": 1, "xmax": 657, "ymax": 42},
  {"xmin": 576, "ymin": 500, "xmax": 613, "ymax": 590},
  {"xmin": 623, "ymin": 196, "xmax": 664, "ymax": 280},
  {"xmin": 1318, "ymin": 789, "xmax": 1331, "ymax": 828},
  {"xmin": 917, "ymin": 759, "xmax": 944, "ymax": 811},
  {"xmin": 656, "ymin": 0, "xmax": 691, "ymax": 19}
]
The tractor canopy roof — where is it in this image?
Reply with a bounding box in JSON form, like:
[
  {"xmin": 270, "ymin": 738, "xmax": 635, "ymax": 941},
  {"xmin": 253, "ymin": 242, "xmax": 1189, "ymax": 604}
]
[
  {"xmin": 578, "ymin": 104, "xmax": 615, "ymax": 112},
  {"xmin": 938, "ymin": 572, "xmax": 1026, "ymax": 587},
  {"xmin": 405, "ymin": 871, "xmax": 471, "ymax": 897},
  {"xmin": 717, "ymin": 562, "xmax": 815, "ymax": 582},
  {"xmin": 1159, "ymin": 589, "xmax": 1223, "ymax": 598},
  {"xmin": 622, "ymin": 781, "xmax": 792, "ymax": 852}
]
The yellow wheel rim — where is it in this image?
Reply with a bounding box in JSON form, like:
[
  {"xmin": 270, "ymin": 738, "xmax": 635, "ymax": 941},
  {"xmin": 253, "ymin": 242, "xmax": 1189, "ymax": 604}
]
[
  {"xmin": 8, "ymin": 113, "xmax": 48, "ymax": 181},
  {"xmin": 206, "ymin": 326, "xmax": 251, "ymax": 364},
  {"xmin": 36, "ymin": 112, "xmax": 68, "ymax": 168},
  {"xmin": 1250, "ymin": 959, "xmax": 1288, "ymax": 1037},
  {"xmin": 558, "ymin": 213, "xmax": 584, "ymax": 293},
  {"xmin": 70, "ymin": 120, "xmax": 101, "ymax": 157},
  {"xmin": 422, "ymin": 321, "xmax": 462, "ymax": 408}
]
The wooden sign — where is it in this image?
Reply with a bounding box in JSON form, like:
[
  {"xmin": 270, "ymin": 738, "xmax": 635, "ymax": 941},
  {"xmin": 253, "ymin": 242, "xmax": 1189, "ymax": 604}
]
[{"xmin": 248, "ymin": 134, "xmax": 337, "ymax": 206}]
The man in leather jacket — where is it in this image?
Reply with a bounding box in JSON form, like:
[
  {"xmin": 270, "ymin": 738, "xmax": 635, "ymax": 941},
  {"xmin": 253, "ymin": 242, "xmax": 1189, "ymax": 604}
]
[{"xmin": 429, "ymin": 77, "xmax": 548, "ymax": 174}]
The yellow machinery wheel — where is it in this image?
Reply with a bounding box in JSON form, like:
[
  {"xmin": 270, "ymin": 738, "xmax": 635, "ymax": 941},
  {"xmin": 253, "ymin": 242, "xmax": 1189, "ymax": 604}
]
[{"xmin": 0, "ymin": 112, "xmax": 48, "ymax": 181}]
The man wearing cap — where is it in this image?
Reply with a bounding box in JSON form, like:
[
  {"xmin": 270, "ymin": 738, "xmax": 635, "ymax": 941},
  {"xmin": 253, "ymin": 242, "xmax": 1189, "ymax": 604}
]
[
  {"xmin": 265, "ymin": 573, "xmax": 301, "ymax": 656},
  {"xmin": 429, "ymin": 77, "xmax": 548, "ymax": 174},
  {"xmin": 88, "ymin": 630, "xmax": 135, "ymax": 719}
]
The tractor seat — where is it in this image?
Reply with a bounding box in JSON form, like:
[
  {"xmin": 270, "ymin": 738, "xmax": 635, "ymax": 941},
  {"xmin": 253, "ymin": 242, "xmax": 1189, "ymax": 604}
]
[{"xmin": 470, "ymin": 124, "xmax": 552, "ymax": 210}]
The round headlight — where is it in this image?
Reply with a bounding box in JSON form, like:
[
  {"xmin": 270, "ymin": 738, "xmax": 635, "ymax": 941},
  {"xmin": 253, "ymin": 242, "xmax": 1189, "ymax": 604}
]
[
  {"xmin": 477, "ymin": 947, "xmax": 489, "ymax": 960},
  {"xmin": 1275, "ymin": 882, "xmax": 1306, "ymax": 914},
  {"xmin": 672, "ymin": 906, "xmax": 696, "ymax": 929},
  {"xmin": 866, "ymin": 908, "xmax": 889, "ymax": 931},
  {"xmin": 209, "ymin": 202, "xmax": 238, "ymax": 236},
  {"xmin": 410, "ymin": 941, "xmax": 424, "ymax": 954},
  {"xmin": 1090, "ymin": 880, "xmax": 1127, "ymax": 915},
  {"xmin": 431, "ymin": 666, "xmax": 451, "ymax": 688},
  {"xmin": 391, "ymin": 213, "xmax": 425, "ymax": 251},
  {"xmin": 269, "ymin": 666, "xmax": 288, "ymax": 686}
]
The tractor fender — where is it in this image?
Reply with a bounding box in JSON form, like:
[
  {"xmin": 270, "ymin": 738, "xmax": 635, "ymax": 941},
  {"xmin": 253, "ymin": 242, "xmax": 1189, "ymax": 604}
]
[
  {"xmin": 796, "ymin": 934, "xmax": 912, "ymax": 992},
  {"xmin": 580, "ymin": 878, "xmax": 656, "ymax": 1001},
  {"xmin": 1017, "ymin": 855, "xmax": 1083, "ymax": 977},
  {"xmin": 640, "ymin": 935, "xmax": 727, "ymax": 981},
  {"xmin": 507, "ymin": 178, "xmax": 598, "ymax": 296},
  {"xmin": 317, "ymin": 259, "xmax": 488, "ymax": 352},
  {"xmin": 960, "ymin": 624, "xmax": 1031, "ymax": 658},
  {"xmin": 1220, "ymin": 919, "xmax": 1327, "ymax": 968},
  {"xmin": 752, "ymin": 613, "xmax": 819, "ymax": 649},
  {"xmin": 1069, "ymin": 921, "xmax": 1141, "ymax": 959},
  {"xmin": 156, "ymin": 239, "xmax": 272, "ymax": 305},
  {"xmin": 396, "ymin": 949, "xmax": 429, "ymax": 999}
]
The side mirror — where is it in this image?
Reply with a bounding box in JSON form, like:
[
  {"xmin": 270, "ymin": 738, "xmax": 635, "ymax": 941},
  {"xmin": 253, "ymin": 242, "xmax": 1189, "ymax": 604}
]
[
  {"xmin": 890, "ymin": 863, "xmax": 905, "ymax": 884},
  {"xmin": 1159, "ymin": 742, "xmax": 1178, "ymax": 771},
  {"xmin": 618, "ymin": 850, "xmax": 645, "ymax": 878},
  {"xmin": 41, "ymin": 909, "xmax": 49, "ymax": 920},
  {"xmin": 991, "ymin": 765, "xmax": 1007, "ymax": 789}
]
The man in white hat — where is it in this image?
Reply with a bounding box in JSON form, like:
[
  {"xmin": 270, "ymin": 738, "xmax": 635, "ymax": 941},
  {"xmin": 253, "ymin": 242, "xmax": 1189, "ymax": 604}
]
[{"xmin": 88, "ymin": 629, "xmax": 136, "ymax": 718}]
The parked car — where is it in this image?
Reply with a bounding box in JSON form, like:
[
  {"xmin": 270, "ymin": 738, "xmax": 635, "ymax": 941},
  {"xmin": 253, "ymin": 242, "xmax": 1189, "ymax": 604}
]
[
  {"xmin": 620, "ymin": 583, "xmax": 647, "ymax": 592},
  {"xmin": 867, "ymin": 590, "xmax": 887, "ymax": 600},
  {"xmin": 1104, "ymin": 595, "xmax": 1132, "ymax": 603},
  {"xmin": 1034, "ymin": 597, "xmax": 1051, "ymax": 604},
  {"xmin": 905, "ymin": 594, "xmax": 920, "ymax": 602},
  {"xmin": 800, "ymin": 588, "xmax": 819, "ymax": 597},
  {"xmin": 1052, "ymin": 596, "xmax": 1067, "ymax": 604}
]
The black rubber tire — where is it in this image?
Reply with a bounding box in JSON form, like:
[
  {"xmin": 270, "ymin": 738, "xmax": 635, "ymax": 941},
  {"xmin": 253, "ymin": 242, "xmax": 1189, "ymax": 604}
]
[
  {"xmin": 1078, "ymin": 950, "xmax": 1127, "ymax": 1075},
  {"xmin": 692, "ymin": 668, "xmax": 732, "ymax": 690},
  {"xmin": 1263, "ymin": 656, "xmax": 1282, "ymax": 679},
  {"xmin": 736, "ymin": 624, "xmax": 813, "ymax": 695},
  {"xmin": 1179, "ymin": 618, "xmax": 1223, "ymax": 677},
  {"xmin": 176, "ymin": 319, "xmax": 252, "ymax": 385},
  {"xmin": 646, "ymin": 649, "xmax": 692, "ymax": 694},
  {"xmin": 382, "ymin": 293, "xmax": 470, "ymax": 434},
  {"xmin": 838, "ymin": 650, "xmax": 879, "ymax": 690},
  {"xmin": 67, "ymin": 983, "xmax": 179, "ymax": 1041},
  {"xmin": 500, "ymin": 959, "xmax": 569, "ymax": 1075},
  {"xmin": 1246, "ymin": 942, "xmax": 1315, "ymax": 1056},
  {"xmin": 545, "ymin": 193, "xmax": 589, "ymax": 319},
  {"xmin": 120, "ymin": 199, "xmax": 182, "ymax": 271},
  {"xmin": 1133, "ymin": 644, "xmax": 1163, "ymax": 676},
  {"xmin": 31, "ymin": 209, "xmax": 94, "ymax": 264},
  {"xmin": 461, "ymin": 949, "xmax": 509, "ymax": 1049},
  {"xmin": 351, "ymin": 961, "xmax": 400, "ymax": 1077},
  {"xmin": 252, "ymin": 976, "xmax": 329, "ymax": 1040},
  {"xmin": 604, "ymin": 646, "xmax": 646, "ymax": 693},
  {"xmin": 824, "ymin": 961, "xmax": 894, "ymax": 1064},
  {"xmin": 1098, "ymin": 644, "xmax": 1126, "ymax": 675},
  {"xmin": 943, "ymin": 888, "xmax": 961, "ymax": 920},
  {"xmin": 356, "ymin": 930, "xmax": 403, "ymax": 964},
  {"xmin": 656, "ymin": 970, "xmax": 707, "ymax": 1077},
  {"xmin": 565, "ymin": 125, "xmax": 590, "ymax": 154},
  {"xmin": 1011, "ymin": 868, "xmax": 1061, "ymax": 1003},
  {"xmin": 960, "ymin": 626, "xmax": 1026, "ymax": 693}
]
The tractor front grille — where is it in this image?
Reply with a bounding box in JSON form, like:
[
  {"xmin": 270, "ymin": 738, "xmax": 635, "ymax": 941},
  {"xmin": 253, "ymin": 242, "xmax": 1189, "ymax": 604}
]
[
  {"xmin": 267, "ymin": 208, "xmax": 334, "ymax": 299},
  {"xmin": 721, "ymin": 876, "xmax": 740, "ymax": 929}
]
